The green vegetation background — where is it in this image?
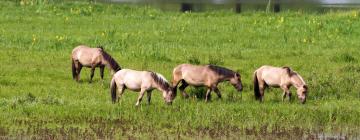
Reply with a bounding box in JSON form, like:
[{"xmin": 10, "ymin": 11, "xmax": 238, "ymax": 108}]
[{"xmin": 0, "ymin": 0, "xmax": 360, "ymax": 139}]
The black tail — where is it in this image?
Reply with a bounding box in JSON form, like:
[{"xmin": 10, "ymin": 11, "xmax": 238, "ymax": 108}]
[
  {"xmin": 110, "ymin": 78, "xmax": 117, "ymax": 103},
  {"xmin": 253, "ymin": 71, "xmax": 261, "ymax": 100},
  {"xmin": 171, "ymin": 68, "xmax": 184, "ymax": 98},
  {"xmin": 171, "ymin": 79, "xmax": 179, "ymax": 98},
  {"xmin": 72, "ymin": 58, "xmax": 76, "ymax": 80}
]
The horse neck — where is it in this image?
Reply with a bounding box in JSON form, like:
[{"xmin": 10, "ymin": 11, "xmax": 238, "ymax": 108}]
[
  {"xmin": 104, "ymin": 59, "xmax": 119, "ymax": 72},
  {"xmin": 221, "ymin": 72, "xmax": 234, "ymax": 81},
  {"xmin": 290, "ymin": 74, "xmax": 305, "ymax": 89},
  {"xmin": 154, "ymin": 82, "xmax": 169, "ymax": 93},
  {"xmin": 105, "ymin": 63, "xmax": 115, "ymax": 71},
  {"xmin": 101, "ymin": 51, "xmax": 120, "ymax": 72},
  {"xmin": 151, "ymin": 73, "xmax": 170, "ymax": 93}
]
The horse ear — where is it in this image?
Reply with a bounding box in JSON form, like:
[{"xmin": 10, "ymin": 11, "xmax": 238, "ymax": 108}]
[{"xmin": 97, "ymin": 45, "xmax": 104, "ymax": 50}]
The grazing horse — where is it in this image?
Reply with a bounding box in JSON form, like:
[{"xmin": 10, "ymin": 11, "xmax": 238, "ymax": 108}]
[
  {"xmin": 253, "ymin": 65, "xmax": 308, "ymax": 104},
  {"xmin": 71, "ymin": 45, "xmax": 121, "ymax": 82},
  {"xmin": 110, "ymin": 69, "xmax": 174, "ymax": 106},
  {"xmin": 172, "ymin": 64, "xmax": 243, "ymax": 102}
]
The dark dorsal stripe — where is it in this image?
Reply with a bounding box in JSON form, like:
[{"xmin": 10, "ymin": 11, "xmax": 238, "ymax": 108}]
[
  {"xmin": 100, "ymin": 49, "xmax": 121, "ymax": 71},
  {"xmin": 207, "ymin": 64, "xmax": 235, "ymax": 78},
  {"xmin": 150, "ymin": 72, "xmax": 170, "ymax": 91}
]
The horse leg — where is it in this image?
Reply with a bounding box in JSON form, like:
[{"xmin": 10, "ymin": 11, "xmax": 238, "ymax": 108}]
[
  {"xmin": 179, "ymin": 80, "xmax": 189, "ymax": 98},
  {"xmin": 281, "ymin": 86, "xmax": 290, "ymax": 102},
  {"xmin": 100, "ymin": 65, "xmax": 105, "ymax": 80},
  {"xmin": 212, "ymin": 86, "xmax": 222, "ymax": 99},
  {"xmin": 89, "ymin": 66, "xmax": 96, "ymax": 83},
  {"xmin": 282, "ymin": 91, "xmax": 287, "ymax": 102},
  {"xmin": 117, "ymin": 84, "xmax": 125, "ymax": 103},
  {"xmin": 205, "ymin": 88, "xmax": 212, "ymax": 102},
  {"xmin": 259, "ymin": 84, "xmax": 265, "ymax": 102},
  {"xmin": 288, "ymin": 91, "xmax": 292, "ymax": 101},
  {"xmin": 147, "ymin": 90, "xmax": 152, "ymax": 105},
  {"xmin": 76, "ymin": 64, "xmax": 83, "ymax": 82},
  {"xmin": 135, "ymin": 89, "xmax": 146, "ymax": 106}
]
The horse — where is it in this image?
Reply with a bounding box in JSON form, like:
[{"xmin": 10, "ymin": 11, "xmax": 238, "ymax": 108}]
[
  {"xmin": 110, "ymin": 69, "xmax": 174, "ymax": 106},
  {"xmin": 253, "ymin": 65, "xmax": 308, "ymax": 104},
  {"xmin": 171, "ymin": 64, "xmax": 243, "ymax": 102},
  {"xmin": 71, "ymin": 45, "xmax": 121, "ymax": 82}
]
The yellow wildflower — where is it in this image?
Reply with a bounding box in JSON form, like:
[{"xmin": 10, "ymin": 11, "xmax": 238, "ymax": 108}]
[{"xmin": 279, "ymin": 17, "xmax": 284, "ymax": 23}]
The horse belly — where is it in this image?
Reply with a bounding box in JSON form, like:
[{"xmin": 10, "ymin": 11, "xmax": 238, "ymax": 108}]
[
  {"xmin": 262, "ymin": 74, "xmax": 281, "ymax": 87},
  {"xmin": 183, "ymin": 77, "xmax": 205, "ymax": 86},
  {"xmin": 124, "ymin": 82, "xmax": 142, "ymax": 91},
  {"xmin": 77, "ymin": 57, "xmax": 92, "ymax": 67},
  {"xmin": 76, "ymin": 50, "xmax": 99, "ymax": 67},
  {"xmin": 265, "ymin": 81, "xmax": 280, "ymax": 87}
]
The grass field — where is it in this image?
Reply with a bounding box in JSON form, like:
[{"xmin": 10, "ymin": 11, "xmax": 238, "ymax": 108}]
[{"xmin": 1, "ymin": 0, "xmax": 360, "ymax": 139}]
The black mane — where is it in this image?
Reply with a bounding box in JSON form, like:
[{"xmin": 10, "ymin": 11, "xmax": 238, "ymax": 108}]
[
  {"xmin": 207, "ymin": 64, "xmax": 235, "ymax": 78},
  {"xmin": 100, "ymin": 49, "xmax": 121, "ymax": 71},
  {"xmin": 150, "ymin": 72, "xmax": 170, "ymax": 91}
]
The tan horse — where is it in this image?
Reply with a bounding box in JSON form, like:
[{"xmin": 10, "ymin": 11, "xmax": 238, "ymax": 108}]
[
  {"xmin": 253, "ymin": 65, "xmax": 308, "ymax": 104},
  {"xmin": 71, "ymin": 45, "xmax": 121, "ymax": 82},
  {"xmin": 172, "ymin": 64, "xmax": 243, "ymax": 102},
  {"xmin": 110, "ymin": 69, "xmax": 174, "ymax": 106}
]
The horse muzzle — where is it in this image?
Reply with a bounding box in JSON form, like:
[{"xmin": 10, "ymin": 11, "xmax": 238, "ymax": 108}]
[
  {"xmin": 301, "ymin": 98, "xmax": 306, "ymax": 104},
  {"xmin": 233, "ymin": 84, "xmax": 243, "ymax": 92},
  {"xmin": 237, "ymin": 86, "xmax": 243, "ymax": 92},
  {"xmin": 300, "ymin": 98, "xmax": 306, "ymax": 104}
]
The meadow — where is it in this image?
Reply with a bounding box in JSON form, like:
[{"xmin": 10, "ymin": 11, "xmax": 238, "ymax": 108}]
[{"xmin": 1, "ymin": 0, "xmax": 360, "ymax": 139}]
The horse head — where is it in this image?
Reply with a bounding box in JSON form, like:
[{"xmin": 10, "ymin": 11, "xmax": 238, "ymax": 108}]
[
  {"xmin": 297, "ymin": 85, "xmax": 308, "ymax": 104},
  {"xmin": 230, "ymin": 72, "xmax": 243, "ymax": 92},
  {"xmin": 163, "ymin": 86, "xmax": 175, "ymax": 105}
]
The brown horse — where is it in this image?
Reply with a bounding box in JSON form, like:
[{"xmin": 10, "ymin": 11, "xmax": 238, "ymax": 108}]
[
  {"xmin": 171, "ymin": 64, "xmax": 243, "ymax": 102},
  {"xmin": 253, "ymin": 65, "xmax": 308, "ymax": 104},
  {"xmin": 71, "ymin": 45, "xmax": 121, "ymax": 82}
]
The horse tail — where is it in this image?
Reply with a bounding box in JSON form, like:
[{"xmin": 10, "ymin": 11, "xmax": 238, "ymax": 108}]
[
  {"xmin": 171, "ymin": 66, "xmax": 183, "ymax": 97},
  {"xmin": 253, "ymin": 71, "xmax": 261, "ymax": 100},
  {"xmin": 72, "ymin": 58, "xmax": 76, "ymax": 79},
  {"xmin": 110, "ymin": 78, "xmax": 117, "ymax": 103}
]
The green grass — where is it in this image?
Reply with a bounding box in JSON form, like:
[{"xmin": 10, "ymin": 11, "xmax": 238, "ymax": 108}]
[{"xmin": 1, "ymin": 0, "xmax": 360, "ymax": 139}]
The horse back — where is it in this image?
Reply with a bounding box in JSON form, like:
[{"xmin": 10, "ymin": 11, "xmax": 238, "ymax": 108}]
[
  {"xmin": 257, "ymin": 65, "xmax": 291, "ymax": 87},
  {"xmin": 173, "ymin": 64, "xmax": 217, "ymax": 86},
  {"xmin": 114, "ymin": 69, "xmax": 154, "ymax": 91},
  {"xmin": 173, "ymin": 64, "xmax": 208, "ymax": 76},
  {"xmin": 72, "ymin": 45, "xmax": 102, "ymax": 66}
]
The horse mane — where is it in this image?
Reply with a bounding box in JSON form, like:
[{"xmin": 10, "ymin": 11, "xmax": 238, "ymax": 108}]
[
  {"xmin": 207, "ymin": 64, "xmax": 235, "ymax": 78},
  {"xmin": 282, "ymin": 66, "xmax": 296, "ymax": 77},
  {"xmin": 284, "ymin": 67, "xmax": 307, "ymax": 88},
  {"xmin": 100, "ymin": 49, "xmax": 121, "ymax": 71},
  {"xmin": 303, "ymin": 85, "xmax": 308, "ymax": 90},
  {"xmin": 150, "ymin": 72, "xmax": 170, "ymax": 91}
]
